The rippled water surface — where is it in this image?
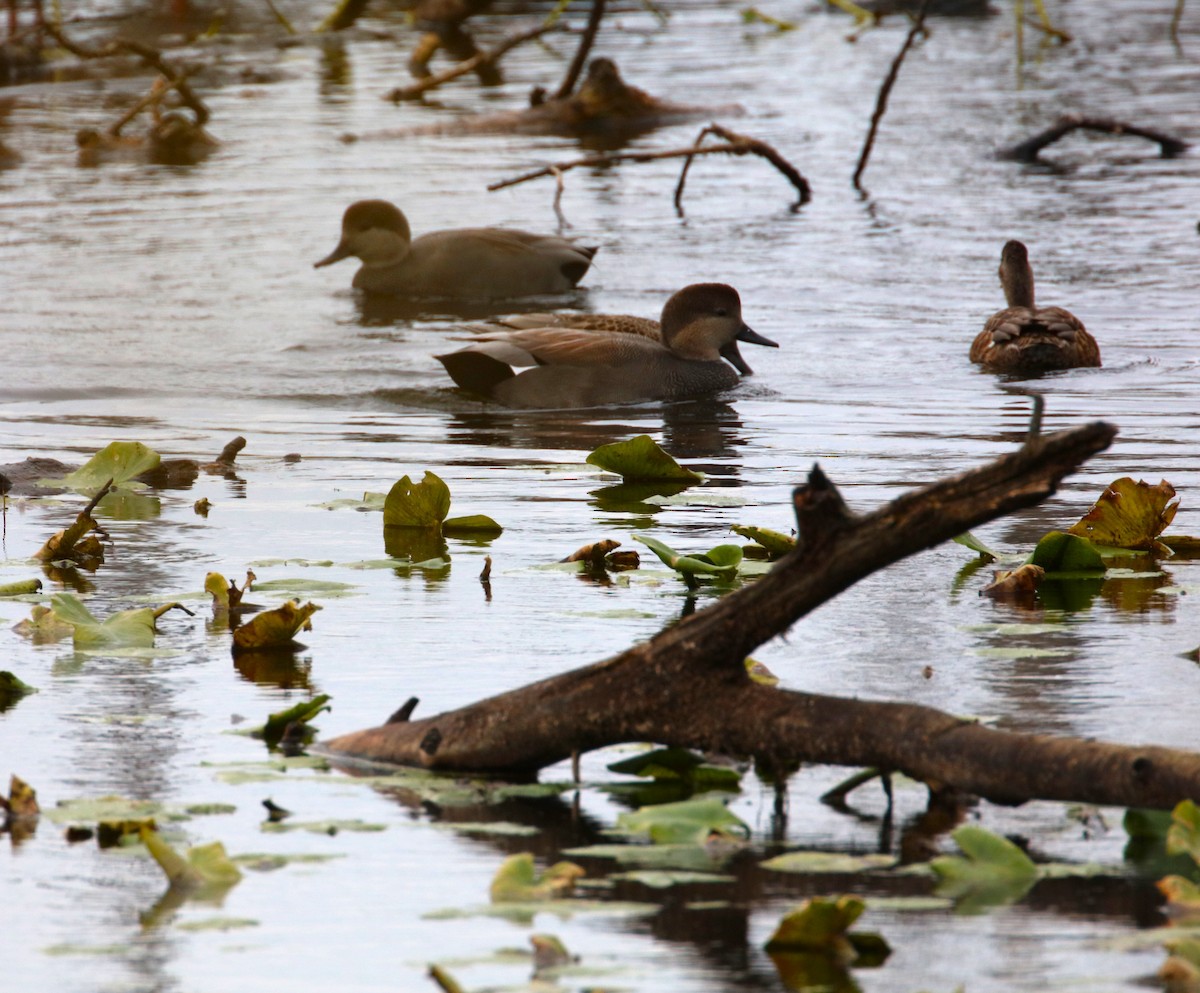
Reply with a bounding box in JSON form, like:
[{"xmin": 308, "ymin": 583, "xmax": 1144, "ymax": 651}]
[{"xmin": 2, "ymin": 2, "xmax": 1200, "ymax": 991}]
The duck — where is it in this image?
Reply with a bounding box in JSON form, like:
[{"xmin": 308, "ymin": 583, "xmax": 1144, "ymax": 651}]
[
  {"xmin": 313, "ymin": 199, "xmax": 597, "ymax": 299},
  {"xmin": 970, "ymin": 240, "xmax": 1101, "ymax": 374},
  {"xmin": 435, "ymin": 283, "xmax": 777, "ymax": 408}
]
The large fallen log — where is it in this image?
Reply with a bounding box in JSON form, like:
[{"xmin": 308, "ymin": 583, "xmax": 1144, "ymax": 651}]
[{"xmin": 323, "ymin": 420, "xmax": 1200, "ymax": 810}]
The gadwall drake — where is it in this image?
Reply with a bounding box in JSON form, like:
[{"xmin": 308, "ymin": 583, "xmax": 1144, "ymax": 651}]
[
  {"xmin": 314, "ymin": 199, "xmax": 597, "ymax": 299},
  {"xmin": 970, "ymin": 240, "xmax": 1101, "ymax": 374},
  {"xmin": 436, "ymin": 283, "xmax": 777, "ymax": 408}
]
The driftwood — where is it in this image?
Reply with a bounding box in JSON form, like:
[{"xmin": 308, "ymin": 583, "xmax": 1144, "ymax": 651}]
[
  {"xmin": 489, "ymin": 123, "xmax": 811, "ymax": 213},
  {"xmin": 327, "ymin": 419, "xmax": 1200, "ymax": 810},
  {"xmin": 852, "ymin": 0, "xmax": 930, "ymax": 191},
  {"xmin": 996, "ymin": 114, "xmax": 1189, "ymax": 163},
  {"xmin": 553, "ymin": 0, "xmax": 605, "ymax": 100}
]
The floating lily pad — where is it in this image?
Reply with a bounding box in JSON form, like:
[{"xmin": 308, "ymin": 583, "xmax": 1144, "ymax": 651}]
[
  {"xmin": 607, "ymin": 747, "xmax": 742, "ymax": 790},
  {"xmin": 383, "ymin": 471, "xmax": 450, "ymax": 528},
  {"xmin": 561, "ymin": 843, "xmax": 734, "ymax": 871},
  {"xmin": 608, "ymin": 869, "xmax": 735, "ymax": 889},
  {"xmin": 139, "ymin": 824, "xmax": 242, "ymax": 895},
  {"xmin": 424, "ymin": 898, "xmax": 658, "ymax": 925},
  {"xmin": 251, "ymin": 579, "xmax": 358, "ymax": 597},
  {"xmin": 0, "ymin": 670, "xmax": 37, "ymax": 711},
  {"xmin": 1068, "ymin": 477, "xmax": 1178, "ymax": 552},
  {"xmin": 930, "ymin": 826, "xmax": 1037, "ymax": 912},
  {"xmin": 490, "ymin": 853, "xmax": 586, "ymax": 902},
  {"xmin": 438, "ymin": 821, "xmax": 541, "ymax": 838},
  {"xmin": 731, "ymin": 525, "xmax": 796, "ymax": 559},
  {"xmin": 1027, "ymin": 531, "xmax": 1106, "ymax": 575},
  {"xmin": 55, "ymin": 441, "xmax": 161, "ymax": 493},
  {"xmin": 43, "ymin": 593, "xmax": 161, "ymax": 649},
  {"xmin": 765, "ymin": 895, "xmax": 891, "ymax": 965},
  {"xmin": 232, "ymin": 600, "xmax": 321, "ymax": 652},
  {"xmin": 586, "ymin": 435, "xmax": 702, "ymax": 483},
  {"xmin": 256, "ymin": 694, "xmax": 332, "ymax": 749},
  {"xmin": 954, "ymin": 531, "xmax": 1000, "ymax": 559},
  {"xmin": 633, "ymin": 534, "xmax": 742, "ymax": 580},
  {"xmin": 315, "ymin": 491, "xmax": 388, "ymax": 512},
  {"xmin": 615, "ymin": 797, "xmax": 749, "ymax": 845},
  {"xmin": 234, "ymin": 853, "xmax": 344, "ymax": 871},
  {"xmin": 0, "ymin": 578, "xmax": 42, "ymax": 598},
  {"xmin": 260, "ymin": 819, "xmax": 386, "ymax": 834},
  {"xmin": 761, "ymin": 851, "xmax": 897, "ymax": 874},
  {"xmin": 442, "ymin": 514, "xmax": 503, "ymax": 537},
  {"xmin": 176, "ymin": 917, "xmax": 259, "ymax": 932}
]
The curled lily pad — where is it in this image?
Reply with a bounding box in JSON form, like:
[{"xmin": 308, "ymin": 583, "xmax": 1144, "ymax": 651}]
[
  {"xmin": 633, "ymin": 534, "xmax": 742, "ymax": 579},
  {"xmin": 489, "ymin": 853, "xmax": 585, "ymax": 902},
  {"xmin": 1068, "ymin": 477, "xmax": 1179, "ymax": 552},
  {"xmin": 40, "ymin": 593, "xmax": 184, "ymax": 649},
  {"xmin": 256, "ymin": 694, "xmax": 332, "ymax": 750},
  {"xmin": 139, "ymin": 824, "xmax": 242, "ymax": 896},
  {"xmin": 1027, "ymin": 531, "xmax": 1105, "ymax": 575},
  {"xmin": 954, "ymin": 531, "xmax": 1000, "ymax": 560},
  {"xmin": 231, "ymin": 600, "xmax": 321, "ymax": 652},
  {"xmin": 0, "ymin": 579, "xmax": 42, "ymax": 598},
  {"xmin": 383, "ymin": 471, "xmax": 450, "ymax": 529},
  {"xmin": 615, "ymin": 797, "xmax": 749, "ymax": 845},
  {"xmin": 731, "ymin": 525, "xmax": 796, "ymax": 559},
  {"xmin": 586, "ymin": 435, "xmax": 702, "ymax": 483}
]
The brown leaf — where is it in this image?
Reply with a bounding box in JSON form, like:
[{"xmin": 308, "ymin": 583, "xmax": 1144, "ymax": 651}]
[
  {"xmin": 1067, "ymin": 477, "xmax": 1179, "ymax": 551},
  {"xmin": 981, "ymin": 564, "xmax": 1045, "ymax": 599}
]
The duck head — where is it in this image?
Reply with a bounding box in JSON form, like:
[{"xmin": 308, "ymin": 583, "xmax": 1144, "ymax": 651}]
[
  {"xmin": 660, "ymin": 283, "xmax": 778, "ymax": 375},
  {"xmin": 314, "ymin": 200, "xmax": 413, "ymax": 269},
  {"xmin": 998, "ymin": 239, "xmax": 1036, "ymax": 309}
]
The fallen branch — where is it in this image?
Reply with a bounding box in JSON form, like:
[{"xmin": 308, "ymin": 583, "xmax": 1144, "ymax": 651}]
[
  {"xmin": 324, "ymin": 419, "xmax": 1200, "ymax": 810},
  {"xmin": 554, "ymin": 0, "xmax": 605, "ymax": 100},
  {"xmin": 996, "ymin": 113, "xmax": 1189, "ymax": 162},
  {"xmin": 386, "ymin": 23, "xmax": 560, "ymax": 102},
  {"xmin": 852, "ymin": 0, "xmax": 930, "ymax": 191},
  {"xmin": 488, "ymin": 123, "xmax": 811, "ymax": 211}
]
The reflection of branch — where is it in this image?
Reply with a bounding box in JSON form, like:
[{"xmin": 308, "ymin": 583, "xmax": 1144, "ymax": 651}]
[
  {"xmin": 554, "ymin": 0, "xmax": 605, "ymax": 99},
  {"xmin": 42, "ymin": 24, "xmax": 209, "ymax": 126},
  {"xmin": 996, "ymin": 114, "xmax": 1189, "ymax": 162},
  {"xmin": 852, "ymin": 0, "xmax": 930, "ymax": 192},
  {"xmin": 386, "ymin": 23, "xmax": 560, "ymax": 102},
  {"xmin": 489, "ymin": 123, "xmax": 811, "ymax": 211}
]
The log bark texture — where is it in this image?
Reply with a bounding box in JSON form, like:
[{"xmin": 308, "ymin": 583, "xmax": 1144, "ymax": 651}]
[{"xmin": 322, "ymin": 420, "xmax": 1200, "ymax": 810}]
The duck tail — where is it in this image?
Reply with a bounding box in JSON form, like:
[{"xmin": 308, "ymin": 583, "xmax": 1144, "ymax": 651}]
[{"xmin": 436, "ymin": 350, "xmax": 515, "ymax": 396}]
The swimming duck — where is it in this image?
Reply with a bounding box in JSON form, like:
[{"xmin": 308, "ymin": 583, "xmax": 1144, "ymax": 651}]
[
  {"xmin": 970, "ymin": 240, "xmax": 1101, "ymax": 374},
  {"xmin": 314, "ymin": 199, "xmax": 597, "ymax": 299},
  {"xmin": 436, "ymin": 283, "xmax": 777, "ymax": 408}
]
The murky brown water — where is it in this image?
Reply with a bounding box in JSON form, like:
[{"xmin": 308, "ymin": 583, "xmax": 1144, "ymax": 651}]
[{"xmin": 2, "ymin": 2, "xmax": 1200, "ymax": 990}]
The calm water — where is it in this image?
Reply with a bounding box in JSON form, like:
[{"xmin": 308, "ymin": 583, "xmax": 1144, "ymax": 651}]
[{"xmin": 2, "ymin": 2, "xmax": 1200, "ymax": 990}]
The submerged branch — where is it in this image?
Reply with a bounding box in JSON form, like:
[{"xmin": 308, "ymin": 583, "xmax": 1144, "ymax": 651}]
[{"xmin": 996, "ymin": 114, "xmax": 1189, "ymax": 162}]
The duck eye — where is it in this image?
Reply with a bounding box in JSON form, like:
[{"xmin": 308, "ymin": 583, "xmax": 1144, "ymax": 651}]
[{"xmin": 714, "ymin": 308, "xmax": 728, "ymax": 317}]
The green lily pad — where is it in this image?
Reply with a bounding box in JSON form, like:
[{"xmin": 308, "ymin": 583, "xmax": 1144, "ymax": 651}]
[
  {"xmin": 633, "ymin": 534, "xmax": 743, "ymax": 578},
  {"xmin": 761, "ymin": 851, "xmax": 898, "ymax": 874},
  {"xmin": 139, "ymin": 824, "xmax": 242, "ymax": 894},
  {"xmin": 1027, "ymin": 531, "xmax": 1105, "ymax": 575},
  {"xmin": 383, "ymin": 471, "xmax": 450, "ymax": 528},
  {"xmin": 176, "ymin": 917, "xmax": 260, "ymax": 932},
  {"xmin": 438, "ymin": 821, "xmax": 541, "ymax": 838},
  {"xmin": 56, "ymin": 441, "xmax": 161, "ymax": 493},
  {"xmin": 490, "ymin": 853, "xmax": 585, "ymax": 902},
  {"xmin": 260, "ymin": 819, "xmax": 386, "ymax": 834},
  {"xmin": 615, "ymin": 797, "xmax": 749, "ymax": 845},
  {"xmin": 234, "ymin": 853, "xmax": 344, "ymax": 871},
  {"xmin": 607, "ymin": 747, "xmax": 742, "ymax": 790},
  {"xmin": 765, "ymin": 895, "xmax": 891, "ymax": 965},
  {"xmin": 586, "ymin": 435, "xmax": 702, "ymax": 483},
  {"xmin": 256, "ymin": 694, "xmax": 332, "ymax": 749},
  {"xmin": 1168, "ymin": 799, "xmax": 1200, "ymax": 865},
  {"xmin": 315, "ymin": 491, "xmax": 388, "ymax": 511},
  {"xmin": 561, "ymin": 843, "xmax": 734, "ymax": 871},
  {"xmin": 0, "ymin": 670, "xmax": 37, "ymax": 711},
  {"xmin": 0, "ymin": 579, "xmax": 42, "ymax": 598},
  {"xmin": 442, "ymin": 514, "xmax": 503, "ymax": 537},
  {"xmin": 930, "ymin": 826, "xmax": 1037, "ymax": 912},
  {"xmin": 251, "ymin": 579, "xmax": 359, "ymax": 597},
  {"xmin": 730, "ymin": 525, "xmax": 796, "ymax": 559},
  {"xmin": 954, "ymin": 531, "xmax": 1000, "ymax": 559},
  {"xmin": 608, "ymin": 869, "xmax": 735, "ymax": 888},
  {"xmin": 1067, "ymin": 477, "xmax": 1178, "ymax": 552}
]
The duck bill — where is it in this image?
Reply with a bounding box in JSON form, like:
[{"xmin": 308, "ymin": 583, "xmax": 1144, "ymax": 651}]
[
  {"xmin": 313, "ymin": 240, "xmax": 352, "ymax": 269},
  {"xmin": 721, "ymin": 325, "xmax": 779, "ymax": 376}
]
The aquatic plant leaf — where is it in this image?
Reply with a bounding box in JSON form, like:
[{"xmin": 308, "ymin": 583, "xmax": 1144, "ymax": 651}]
[
  {"xmin": 4, "ymin": 774, "xmax": 40, "ymax": 820},
  {"xmin": 731, "ymin": 525, "xmax": 796, "ymax": 559},
  {"xmin": 44, "ymin": 795, "xmax": 164, "ymax": 827},
  {"xmin": 428, "ymin": 964, "xmax": 466, "ymax": 993},
  {"xmin": 954, "ymin": 531, "xmax": 1000, "ymax": 559},
  {"xmin": 489, "ymin": 852, "xmax": 586, "ymax": 902},
  {"xmin": 0, "ymin": 578, "xmax": 42, "ymax": 597},
  {"xmin": 139, "ymin": 825, "xmax": 242, "ymax": 895},
  {"xmin": 530, "ymin": 932, "xmax": 573, "ymax": 971},
  {"xmin": 633, "ymin": 534, "xmax": 743, "ymax": 577},
  {"xmin": 1067, "ymin": 477, "xmax": 1179, "ymax": 551},
  {"xmin": 0, "ymin": 671, "xmax": 37, "ymax": 711},
  {"xmin": 981, "ymin": 563, "xmax": 1044, "ymax": 599},
  {"xmin": 607, "ymin": 748, "xmax": 742, "ymax": 790},
  {"xmin": 257, "ymin": 694, "xmax": 332, "ymax": 749},
  {"xmin": 764, "ymin": 895, "xmax": 868, "ymax": 954},
  {"xmin": 442, "ymin": 514, "xmax": 503, "ymax": 536},
  {"xmin": 46, "ymin": 593, "xmax": 159, "ymax": 648},
  {"xmin": 931, "ymin": 826, "xmax": 1037, "ymax": 911},
  {"xmin": 1165, "ymin": 936, "xmax": 1200, "ymax": 969},
  {"xmin": 615, "ymin": 797, "xmax": 749, "ymax": 845},
  {"xmin": 586, "ymin": 435, "xmax": 702, "ymax": 483},
  {"xmin": 204, "ymin": 572, "xmax": 230, "ymax": 608},
  {"xmin": 56, "ymin": 442, "xmax": 160, "ymax": 492},
  {"xmin": 260, "ymin": 819, "xmax": 385, "ymax": 835},
  {"xmin": 1027, "ymin": 531, "xmax": 1105, "ymax": 574},
  {"xmin": 231, "ymin": 600, "xmax": 321, "ymax": 651},
  {"xmin": 1167, "ymin": 800, "xmax": 1200, "ymax": 865},
  {"xmin": 742, "ymin": 6, "xmax": 798, "ymax": 30},
  {"xmin": 761, "ymin": 851, "xmax": 897, "ymax": 874},
  {"xmin": 745, "ymin": 657, "xmax": 779, "ymax": 685},
  {"xmin": 382, "ymin": 471, "xmax": 451, "ymax": 528},
  {"xmin": 1158, "ymin": 875, "xmax": 1200, "ymax": 916},
  {"xmin": 609, "ymin": 869, "xmax": 736, "ymax": 888}
]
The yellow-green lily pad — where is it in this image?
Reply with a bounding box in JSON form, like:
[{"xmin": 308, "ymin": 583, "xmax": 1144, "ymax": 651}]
[
  {"xmin": 615, "ymin": 797, "xmax": 749, "ymax": 845},
  {"xmin": 383, "ymin": 471, "xmax": 450, "ymax": 528},
  {"xmin": 490, "ymin": 853, "xmax": 586, "ymax": 902},
  {"xmin": 1068, "ymin": 477, "xmax": 1179, "ymax": 552},
  {"xmin": 55, "ymin": 441, "xmax": 161, "ymax": 493},
  {"xmin": 586, "ymin": 435, "xmax": 702, "ymax": 483}
]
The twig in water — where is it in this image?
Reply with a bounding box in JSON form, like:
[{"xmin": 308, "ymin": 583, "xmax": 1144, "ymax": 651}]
[
  {"xmin": 489, "ymin": 123, "xmax": 811, "ymax": 212},
  {"xmin": 386, "ymin": 23, "xmax": 559, "ymax": 102},
  {"xmin": 996, "ymin": 114, "xmax": 1189, "ymax": 162},
  {"xmin": 852, "ymin": 0, "xmax": 931, "ymax": 192},
  {"xmin": 554, "ymin": 0, "xmax": 605, "ymax": 99}
]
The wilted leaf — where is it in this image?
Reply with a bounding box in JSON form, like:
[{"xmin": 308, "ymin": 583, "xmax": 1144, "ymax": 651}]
[
  {"xmin": 442, "ymin": 514, "xmax": 503, "ymax": 537},
  {"xmin": 931, "ymin": 826, "xmax": 1037, "ymax": 911},
  {"xmin": 586, "ymin": 435, "xmax": 702, "ymax": 483},
  {"xmin": 764, "ymin": 896, "xmax": 887, "ymax": 960},
  {"xmin": 231, "ymin": 600, "xmax": 321, "ymax": 651},
  {"xmin": 57, "ymin": 442, "xmax": 161, "ymax": 493},
  {"xmin": 489, "ymin": 853, "xmax": 585, "ymax": 902},
  {"xmin": 1027, "ymin": 531, "xmax": 1105, "ymax": 575},
  {"xmin": 1167, "ymin": 799, "xmax": 1200, "ymax": 865},
  {"xmin": 616, "ymin": 797, "xmax": 749, "ymax": 845},
  {"xmin": 1158, "ymin": 875, "xmax": 1200, "ymax": 917},
  {"xmin": 731, "ymin": 525, "xmax": 796, "ymax": 559},
  {"xmin": 954, "ymin": 531, "xmax": 1000, "ymax": 560},
  {"xmin": 3, "ymin": 774, "xmax": 40, "ymax": 820},
  {"xmin": 981, "ymin": 563, "xmax": 1045, "ymax": 599},
  {"xmin": 0, "ymin": 671, "xmax": 37, "ymax": 711},
  {"xmin": 42, "ymin": 593, "xmax": 161, "ymax": 648},
  {"xmin": 634, "ymin": 534, "xmax": 743, "ymax": 578},
  {"xmin": 256, "ymin": 694, "xmax": 332, "ymax": 749},
  {"xmin": 382, "ymin": 471, "xmax": 451, "ymax": 529},
  {"xmin": 1068, "ymin": 477, "xmax": 1179, "ymax": 552},
  {"xmin": 428, "ymin": 964, "xmax": 466, "ymax": 993},
  {"xmin": 139, "ymin": 824, "xmax": 242, "ymax": 893}
]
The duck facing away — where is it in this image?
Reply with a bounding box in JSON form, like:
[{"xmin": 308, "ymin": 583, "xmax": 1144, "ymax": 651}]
[
  {"xmin": 436, "ymin": 283, "xmax": 778, "ymax": 408},
  {"xmin": 970, "ymin": 240, "xmax": 1101, "ymax": 374},
  {"xmin": 314, "ymin": 199, "xmax": 597, "ymax": 300}
]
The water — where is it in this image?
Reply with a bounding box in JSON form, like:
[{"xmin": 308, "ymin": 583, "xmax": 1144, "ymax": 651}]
[{"xmin": 2, "ymin": 2, "xmax": 1200, "ymax": 990}]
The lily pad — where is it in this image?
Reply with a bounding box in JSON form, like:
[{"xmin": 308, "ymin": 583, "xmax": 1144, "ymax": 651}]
[
  {"xmin": 490, "ymin": 853, "xmax": 586, "ymax": 902},
  {"xmin": 954, "ymin": 531, "xmax": 1000, "ymax": 559},
  {"xmin": 607, "ymin": 747, "xmax": 742, "ymax": 790},
  {"xmin": 139, "ymin": 824, "xmax": 242, "ymax": 893},
  {"xmin": 730, "ymin": 525, "xmax": 796, "ymax": 559},
  {"xmin": 56, "ymin": 441, "xmax": 161, "ymax": 493},
  {"xmin": 1067, "ymin": 477, "xmax": 1179, "ymax": 552},
  {"xmin": 615, "ymin": 797, "xmax": 749, "ymax": 845},
  {"xmin": 561, "ymin": 843, "xmax": 734, "ymax": 871},
  {"xmin": 176, "ymin": 917, "xmax": 259, "ymax": 932},
  {"xmin": 765, "ymin": 895, "xmax": 891, "ymax": 965},
  {"xmin": 586, "ymin": 435, "xmax": 702, "ymax": 483},
  {"xmin": 1168, "ymin": 799, "xmax": 1200, "ymax": 865},
  {"xmin": 383, "ymin": 471, "xmax": 450, "ymax": 529},
  {"xmin": 634, "ymin": 534, "xmax": 743, "ymax": 579},
  {"xmin": 0, "ymin": 671, "xmax": 37, "ymax": 711},
  {"xmin": 608, "ymin": 869, "xmax": 735, "ymax": 888},
  {"xmin": 930, "ymin": 825, "xmax": 1037, "ymax": 912},
  {"xmin": 41, "ymin": 594, "xmax": 176, "ymax": 649},
  {"xmin": 260, "ymin": 819, "xmax": 386, "ymax": 834},
  {"xmin": 761, "ymin": 851, "xmax": 897, "ymax": 874},
  {"xmin": 442, "ymin": 514, "xmax": 503, "ymax": 537},
  {"xmin": 1027, "ymin": 531, "xmax": 1106, "ymax": 575},
  {"xmin": 256, "ymin": 694, "xmax": 332, "ymax": 749},
  {"xmin": 0, "ymin": 578, "xmax": 42, "ymax": 598},
  {"xmin": 232, "ymin": 600, "xmax": 321, "ymax": 652}
]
